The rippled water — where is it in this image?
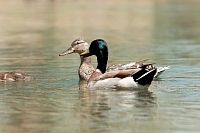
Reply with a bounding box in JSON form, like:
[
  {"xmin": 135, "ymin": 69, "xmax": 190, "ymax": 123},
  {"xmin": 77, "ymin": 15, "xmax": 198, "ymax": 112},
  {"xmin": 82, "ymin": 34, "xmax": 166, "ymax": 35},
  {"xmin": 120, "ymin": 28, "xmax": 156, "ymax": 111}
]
[{"xmin": 0, "ymin": 0, "xmax": 200, "ymax": 133}]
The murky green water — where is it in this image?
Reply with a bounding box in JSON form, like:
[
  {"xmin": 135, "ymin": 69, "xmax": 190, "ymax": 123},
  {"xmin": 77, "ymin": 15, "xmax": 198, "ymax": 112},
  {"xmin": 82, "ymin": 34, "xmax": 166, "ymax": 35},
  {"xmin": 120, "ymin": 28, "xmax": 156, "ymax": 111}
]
[{"xmin": 0, "ymin": 0, "xmax": 200, "ymax": 133}]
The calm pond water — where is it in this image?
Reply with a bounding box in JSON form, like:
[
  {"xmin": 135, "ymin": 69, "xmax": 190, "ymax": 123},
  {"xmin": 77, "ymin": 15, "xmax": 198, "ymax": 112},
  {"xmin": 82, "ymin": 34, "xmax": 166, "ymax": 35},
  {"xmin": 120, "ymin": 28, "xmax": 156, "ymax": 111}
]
[{"xmin": 0, "ymin": 0, "xmax": 200, "ymax": 133}]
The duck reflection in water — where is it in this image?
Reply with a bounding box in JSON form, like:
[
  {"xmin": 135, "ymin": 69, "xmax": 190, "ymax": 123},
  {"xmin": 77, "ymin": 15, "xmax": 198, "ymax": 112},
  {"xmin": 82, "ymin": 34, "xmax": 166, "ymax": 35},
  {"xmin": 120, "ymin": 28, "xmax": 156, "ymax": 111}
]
[{"xmin": 77, "ymin": 88, "xmax": 157, "ymax": 132}]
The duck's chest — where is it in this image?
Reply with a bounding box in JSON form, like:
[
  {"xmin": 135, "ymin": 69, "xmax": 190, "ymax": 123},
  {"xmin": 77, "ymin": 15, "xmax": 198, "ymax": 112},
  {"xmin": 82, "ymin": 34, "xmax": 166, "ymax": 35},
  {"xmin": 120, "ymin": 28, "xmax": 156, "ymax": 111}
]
[
  {"xmin": 79, "ymin": 63, "xmax": 94, "ymax": 81},
  {"xmin": 88, "ymin": 70, "xmax": 103, "ymax": 81}
]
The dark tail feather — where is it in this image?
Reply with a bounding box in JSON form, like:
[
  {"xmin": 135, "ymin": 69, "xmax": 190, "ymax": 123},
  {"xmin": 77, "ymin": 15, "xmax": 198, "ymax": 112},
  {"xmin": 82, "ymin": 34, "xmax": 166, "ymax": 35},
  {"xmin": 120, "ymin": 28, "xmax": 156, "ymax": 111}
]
[{"xmin": 132, "ymin": 65, "xmax": 157, "ymax": 85}]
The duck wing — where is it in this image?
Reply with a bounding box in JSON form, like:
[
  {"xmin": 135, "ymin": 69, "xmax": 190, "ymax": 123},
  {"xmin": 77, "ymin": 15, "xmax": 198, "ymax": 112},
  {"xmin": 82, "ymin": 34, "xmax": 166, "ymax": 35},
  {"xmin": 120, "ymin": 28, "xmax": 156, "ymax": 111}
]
[
  {"xmin": 106, "ymin": 59, "xmax": 149, "ymax": 72},
  {"xmin": 97, "ymin": 68, "xmax": 141, "ymax": 80}
]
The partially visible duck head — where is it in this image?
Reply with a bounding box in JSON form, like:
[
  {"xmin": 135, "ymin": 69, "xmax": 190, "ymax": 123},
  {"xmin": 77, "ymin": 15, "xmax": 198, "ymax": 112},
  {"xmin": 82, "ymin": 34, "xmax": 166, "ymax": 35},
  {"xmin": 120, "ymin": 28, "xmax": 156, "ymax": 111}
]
[
  {"xmin": 59, "ymin": 38, "xmax": 90, "ymax": 56},
  {"xmin": 81, "ymin": 39, "xmax": 108, "ymax": 73},
  {"xmin": 80, "ymin": 39, "xmax": 108, "ymax": 57}
]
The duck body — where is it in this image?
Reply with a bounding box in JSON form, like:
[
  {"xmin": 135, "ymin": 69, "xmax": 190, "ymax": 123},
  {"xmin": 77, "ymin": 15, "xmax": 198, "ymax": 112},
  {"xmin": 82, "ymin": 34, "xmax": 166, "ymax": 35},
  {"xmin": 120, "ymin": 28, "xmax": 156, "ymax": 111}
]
[
  {"xmin": 87, "ymin": 66, "xmax": 157, "ymax": 90},
  {"xmin": 0, "ymin": 71, "xmax": 31, "ymax": 82}
]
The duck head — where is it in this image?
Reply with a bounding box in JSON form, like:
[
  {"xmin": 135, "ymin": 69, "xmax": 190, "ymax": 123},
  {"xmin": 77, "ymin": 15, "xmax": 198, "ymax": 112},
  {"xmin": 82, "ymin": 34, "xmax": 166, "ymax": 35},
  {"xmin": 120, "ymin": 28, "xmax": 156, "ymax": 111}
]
[
  {"xmin": 59, "ymin": 38, "xmax": 90, "ymax": 56},
  {"xmin": 81, "ymin": 39, "xmax": 108, "ymax": 73}
]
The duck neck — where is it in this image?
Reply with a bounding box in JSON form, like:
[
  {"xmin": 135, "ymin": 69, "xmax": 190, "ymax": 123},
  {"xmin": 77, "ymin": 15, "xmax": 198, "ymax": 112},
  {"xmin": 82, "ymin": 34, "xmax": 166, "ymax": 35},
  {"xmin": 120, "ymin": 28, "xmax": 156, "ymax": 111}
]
[
  {"xmin": 80, "ymin": 56, "xmax": 92, "ymax": 65},
  {"xmin": 96, "ymin": 53, "xmax": 108, "ymax": 73}
]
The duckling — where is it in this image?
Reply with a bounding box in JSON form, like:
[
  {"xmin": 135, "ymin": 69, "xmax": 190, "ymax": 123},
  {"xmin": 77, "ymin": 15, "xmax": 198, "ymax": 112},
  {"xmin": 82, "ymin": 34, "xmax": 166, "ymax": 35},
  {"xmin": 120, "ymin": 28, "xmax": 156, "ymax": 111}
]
[
  {"xmin": 0, "ymin": 71, "xmax": 31, "ymax": 82},
  {"xmin": 59, "ymin": 38, "xmax": 169, "ymax": 81},
  {"xmin": 80, "ymin": 39, "xmax": 157, "ymax": 89}
]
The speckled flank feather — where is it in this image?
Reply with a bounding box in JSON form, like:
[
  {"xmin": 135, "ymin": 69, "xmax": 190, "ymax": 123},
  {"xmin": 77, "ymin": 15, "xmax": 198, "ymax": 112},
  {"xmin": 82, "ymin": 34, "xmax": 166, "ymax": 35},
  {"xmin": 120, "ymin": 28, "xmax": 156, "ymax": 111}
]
[{"xmin": 106, "ymin": 59, "xmax": 149, "ymax": 72}]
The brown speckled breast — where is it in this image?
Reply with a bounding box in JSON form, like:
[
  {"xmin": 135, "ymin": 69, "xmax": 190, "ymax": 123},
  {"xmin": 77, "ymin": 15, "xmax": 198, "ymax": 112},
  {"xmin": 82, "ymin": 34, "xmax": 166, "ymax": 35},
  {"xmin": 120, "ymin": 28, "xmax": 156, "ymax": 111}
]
[{"xmin": 79, "ymin": 63, "xmax": 95, "ymax": 81}]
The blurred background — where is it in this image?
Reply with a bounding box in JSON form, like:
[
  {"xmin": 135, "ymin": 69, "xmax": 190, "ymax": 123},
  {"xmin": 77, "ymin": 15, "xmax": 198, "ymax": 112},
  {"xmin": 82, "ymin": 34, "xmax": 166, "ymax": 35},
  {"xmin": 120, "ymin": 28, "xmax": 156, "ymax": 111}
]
[{"xmin": 0, "ymin": 0, "xmax": 200, "ymax": 133}]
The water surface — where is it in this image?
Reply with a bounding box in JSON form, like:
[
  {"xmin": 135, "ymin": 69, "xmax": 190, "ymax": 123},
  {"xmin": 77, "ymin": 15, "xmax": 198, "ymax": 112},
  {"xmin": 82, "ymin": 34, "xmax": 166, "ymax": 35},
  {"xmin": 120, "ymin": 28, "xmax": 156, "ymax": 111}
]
[{"xmin": 0, "ymin": 0, "xmax": 200, "ymax": 133}]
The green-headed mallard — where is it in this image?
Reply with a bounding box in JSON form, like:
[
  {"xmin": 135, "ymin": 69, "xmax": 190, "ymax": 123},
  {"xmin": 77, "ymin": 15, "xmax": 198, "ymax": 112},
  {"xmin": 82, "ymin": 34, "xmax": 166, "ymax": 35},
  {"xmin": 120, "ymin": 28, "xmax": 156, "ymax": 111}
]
[{"xmin": 79, "ymin": 39, "xmax": 157, "ymax": 89}]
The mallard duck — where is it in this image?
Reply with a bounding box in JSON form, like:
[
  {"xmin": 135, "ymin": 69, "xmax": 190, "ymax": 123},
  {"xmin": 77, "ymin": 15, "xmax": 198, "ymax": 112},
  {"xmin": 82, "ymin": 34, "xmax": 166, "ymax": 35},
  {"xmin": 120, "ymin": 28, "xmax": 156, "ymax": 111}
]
[
  {"xmin": 0, "ymin": 71, "xmax": 31, "ymax": 82},
  {"xmin": 59, "ymin": 38, "xmax": 169, "ymax": 81},
  {"xmin": 59, "ymin": 39, "xmax": 95, "ymax": 81},
  {"xmin": 79, "ymin": 39, "xmax": 157, "ymax": 89}
]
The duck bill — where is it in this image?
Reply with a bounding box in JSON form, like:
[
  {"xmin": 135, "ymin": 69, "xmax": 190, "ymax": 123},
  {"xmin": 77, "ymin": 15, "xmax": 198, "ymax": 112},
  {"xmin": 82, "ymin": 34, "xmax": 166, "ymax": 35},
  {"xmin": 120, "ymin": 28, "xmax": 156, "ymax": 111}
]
[
  {"xmin": 79, "ymin": 49, "xmax": 92, "ymax": 57},
  {"xmin": 59, "ymin": 48, "xmax": 74, "ymax": 56}
]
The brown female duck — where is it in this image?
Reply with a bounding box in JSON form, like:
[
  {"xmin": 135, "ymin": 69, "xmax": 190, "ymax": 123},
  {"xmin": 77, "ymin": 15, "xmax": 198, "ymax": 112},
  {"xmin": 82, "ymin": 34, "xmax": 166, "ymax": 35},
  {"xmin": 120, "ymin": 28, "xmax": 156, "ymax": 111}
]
[{"xmin": 0, "ymin": 71, "xmax": 31, "ymax": 81}]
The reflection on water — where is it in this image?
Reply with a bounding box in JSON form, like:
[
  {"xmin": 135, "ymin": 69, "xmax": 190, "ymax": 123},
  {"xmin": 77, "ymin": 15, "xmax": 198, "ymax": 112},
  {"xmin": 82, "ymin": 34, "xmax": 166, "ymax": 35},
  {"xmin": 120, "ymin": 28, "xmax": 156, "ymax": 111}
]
[
  {"xmin": 0, "ymin": 0, "xmax": 200, "ymax": 133},
  {"xmin": 77, "ymin": 89, "xmax": 156, "ymax": 133}
]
